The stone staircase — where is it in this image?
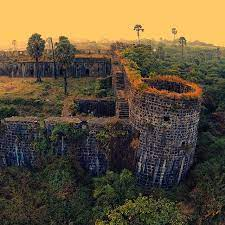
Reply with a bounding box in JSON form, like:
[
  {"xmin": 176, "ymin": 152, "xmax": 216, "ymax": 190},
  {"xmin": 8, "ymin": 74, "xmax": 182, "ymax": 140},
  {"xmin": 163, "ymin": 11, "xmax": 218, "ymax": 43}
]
[
  {"xmin": 117, "ymin": 98, "xmax": 129, "ymax": 119},
  {"xmin": 116, "ymin": 90, "xmax": 129, "ymax": 119},
  {"xmin": 115, "ymin": 72, "xmax": 125, "ymax": 90},
  {"xmin": 112, "ymin": 58, "xmax": 130, "ymax": 119}
]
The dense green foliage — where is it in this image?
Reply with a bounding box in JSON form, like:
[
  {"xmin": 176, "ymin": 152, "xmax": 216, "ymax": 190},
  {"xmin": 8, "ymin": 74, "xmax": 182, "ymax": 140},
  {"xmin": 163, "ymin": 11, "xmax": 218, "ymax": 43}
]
[
  {"xmin": 95, "ymin": 76, "xmax": 113, "ymax": 98},
  {"xmin": 96, "ymin": 196, "xmax": 184, "ymax": 225},
  {"xmin": 50, "ymin": 123, "xmax": 89, "ymax": 142},
  {"xmin": 0, "ymin": 106, "xmax": 18, "ymax": 119},
  {"xmin": 123, "ymin": 43, "xmax": 225, "ymax": 224},
  {"xmin": 0, "ymin": 160, "xmax": 185, "ymax": 225},
  {"xmin": 0, "ymin": 158, "xmax": 92, "ymax": 225}
]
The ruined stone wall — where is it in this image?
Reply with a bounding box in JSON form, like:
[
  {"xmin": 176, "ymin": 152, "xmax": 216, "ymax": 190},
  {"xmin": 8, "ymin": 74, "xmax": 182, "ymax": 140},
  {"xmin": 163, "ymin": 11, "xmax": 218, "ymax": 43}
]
[
  {"xmin": 44, "ymin": 117, "xmax": 108, "ymax": 175},
  {"xmin": 0, "ymin": 116, "xmax": 136, "ymax": 176},
  {"xmin": 75, "ymin": 98, "xmax": 115, "ymax": 117},
  {"xmin": 128, "ymin": 80, "xmax": 202, "ymax": 188},
  {"xmin": 0, "ymin": 117, "xmax": 108, "ymax": 175},
  {"xmin": 0, "ymin": 57, "xmax": 111, "ymax": 77},
  {"xmin": 0, "ymin": 117, "xmax": 39, "ymax": 167}
]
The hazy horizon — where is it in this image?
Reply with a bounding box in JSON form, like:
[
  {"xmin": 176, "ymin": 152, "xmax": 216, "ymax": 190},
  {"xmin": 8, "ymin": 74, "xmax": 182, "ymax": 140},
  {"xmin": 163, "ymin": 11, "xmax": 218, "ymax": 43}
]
[{"xmin": 1, "ymin": 0, "xmax": 225, "ymax": 49}]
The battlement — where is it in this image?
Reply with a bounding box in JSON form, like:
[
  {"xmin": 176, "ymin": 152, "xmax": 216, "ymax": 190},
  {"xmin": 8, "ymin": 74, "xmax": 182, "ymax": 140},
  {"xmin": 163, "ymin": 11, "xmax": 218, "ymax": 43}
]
[
  {"xmin": 142, "ymin": 76, "xmax": 202, "ymax": 100},
  {"xmin": 117, "ymin": 52, "xmax": 202, "ymax": 101}
]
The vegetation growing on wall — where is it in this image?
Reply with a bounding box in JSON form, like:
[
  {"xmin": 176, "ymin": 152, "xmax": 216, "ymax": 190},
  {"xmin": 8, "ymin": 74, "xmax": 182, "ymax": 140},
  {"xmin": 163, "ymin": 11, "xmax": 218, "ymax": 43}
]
[
  {"xmin": 0, "ymin": 106, "xmax": 18, "ymax": 119},
  {"xmin": 33, "ymin": 122, "xmax": 89, "ymax": 166},
  {"xmin": 95, "ymin": 76, "xmax": 113, "ymax": 98},
  {"xmin": 33, "ymin": 126, "xmax": 52, "ymax": 155},
  {"xmin": 50, "ymin": 123, "xmax": 89, "ymax": 142},
  {"xmin": 96, "ymin": 121, "xmax": 139, "ymax": 171},
  {"xmin": 118, "ymin": 50, "xmax": 203, "ymax": 100}
]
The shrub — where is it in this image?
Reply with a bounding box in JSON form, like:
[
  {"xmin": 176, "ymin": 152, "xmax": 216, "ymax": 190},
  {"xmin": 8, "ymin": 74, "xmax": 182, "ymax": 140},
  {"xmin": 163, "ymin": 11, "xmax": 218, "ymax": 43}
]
[
  {"xmin": 95, "ymin": 89, "xmax": 108, "ymax": 98},
  {"xmin": 50, "ymin": 123, "xmax": 89, "ymax": 142},
  {"xmin": 0, "ymin": 106, "xmax": 18, "ymax": 119}
]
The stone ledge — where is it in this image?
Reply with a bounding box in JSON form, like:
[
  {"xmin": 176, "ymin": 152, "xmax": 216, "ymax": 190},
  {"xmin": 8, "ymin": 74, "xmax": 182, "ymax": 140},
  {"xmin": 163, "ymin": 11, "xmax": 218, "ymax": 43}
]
[{"xmin": 3, "ymin": 116, "xmax": 39, "ymax": 123}]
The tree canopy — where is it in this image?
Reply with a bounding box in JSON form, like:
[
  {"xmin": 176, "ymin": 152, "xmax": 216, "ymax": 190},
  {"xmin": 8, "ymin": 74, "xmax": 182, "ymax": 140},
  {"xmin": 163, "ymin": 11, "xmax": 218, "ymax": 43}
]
[
  {"xmin": 27, "ymin": 33, "xmax": 45, "ymax": 82},
  {"xmin": 96, "ymin": 196, "xmax": 185, "ymax": 225}
]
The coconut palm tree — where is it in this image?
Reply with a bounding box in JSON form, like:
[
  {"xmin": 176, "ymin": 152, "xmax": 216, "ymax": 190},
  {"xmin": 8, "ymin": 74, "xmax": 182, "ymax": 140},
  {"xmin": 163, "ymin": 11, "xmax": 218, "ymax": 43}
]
[
  {"xmin": 179, "ymin": 36, "xmax": 187, "ymax": 58},
  {"xmin": 27, "ymin": 33, "xmax": 45, "ymax": 82},
  {"xmin": 55, "ymin": 36, "xmax": 76, "ymax": 95},
  {"xmin": 172, "ymin": 28, "xmax": 178, "ymax": 41},
  {"xmin": 134, "ymin": 24, "xmax": 144, "ymax": 45}
]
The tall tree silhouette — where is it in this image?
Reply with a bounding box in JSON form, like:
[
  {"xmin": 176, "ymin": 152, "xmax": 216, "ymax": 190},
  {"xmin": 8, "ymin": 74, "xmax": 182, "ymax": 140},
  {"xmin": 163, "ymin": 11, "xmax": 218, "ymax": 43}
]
[
  {"xmin": 134, "ymin": 24, "xmax": 144, "ymax": 45},
  {"xmin": 47, "ymin": 37, "xmax": 57, "ymax": 79},
  {"xmin": 179, "ymin": 36, "xmax": 187, "ymax": 58},
  {"xmin": 172, "ymin": 28, "xmax": 178, "ymax": 41},
  {"xmin": 55, "ymin": 36, "xmax": 76, "ymax": 95},
  {"xmin": 27, "ymin": 33, "xmax": 45, "ymax": 82}
]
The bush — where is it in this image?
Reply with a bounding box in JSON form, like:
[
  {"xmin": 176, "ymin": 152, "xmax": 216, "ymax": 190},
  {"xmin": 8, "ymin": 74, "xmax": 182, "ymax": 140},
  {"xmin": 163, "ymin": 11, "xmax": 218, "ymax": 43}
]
[
  {"xmin": 96, "ymin": 195, "xmax": 185, "ymax": 225},
  {"xmin": 0, "ymin": 106, "xmax": 18, "ymax": 119},
  {"xmin": 95, "ymin": 89, "xmax": 108, "ymax": 98},
  {"xmin": 0, "ymin": 98, "xmax": 43, "ymax": 107},
  {"xmin": 50, "ymin": 123, "xmax": 89, "ymax": 142}
]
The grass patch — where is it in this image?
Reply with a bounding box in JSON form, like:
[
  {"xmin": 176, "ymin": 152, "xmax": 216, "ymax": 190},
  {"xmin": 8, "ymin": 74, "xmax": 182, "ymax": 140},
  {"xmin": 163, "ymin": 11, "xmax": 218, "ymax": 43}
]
[{"xmin": 0, "ymin": 76, "xmax": 107, "ymax": 118}]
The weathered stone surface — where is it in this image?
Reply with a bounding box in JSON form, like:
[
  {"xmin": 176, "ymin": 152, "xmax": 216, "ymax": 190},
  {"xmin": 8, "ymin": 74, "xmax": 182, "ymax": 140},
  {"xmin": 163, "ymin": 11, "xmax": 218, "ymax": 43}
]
[
  {"xmin": 128, "ymin": 79, "xmax": 202, "ymax": 188},
  {"xmin": 0, "ymin": 56, "xmax": 111, "ymax": 77},
  {"xmin": 0, "ymin": 117, "xmax": 39, "ymax": 167},
  {"xmin": 75, "ymin": 98, "xmax": 116, "ymax": 117},
  {"xmin": 0, "ymin": 116, "xmax": 135, "ymax": 176}
]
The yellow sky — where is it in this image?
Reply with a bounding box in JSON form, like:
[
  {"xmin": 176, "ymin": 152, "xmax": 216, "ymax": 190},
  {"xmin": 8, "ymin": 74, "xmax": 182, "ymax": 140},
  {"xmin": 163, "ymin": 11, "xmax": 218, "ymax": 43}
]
[{"xmin": 0, "ymin": 0, "xmax": 225, "ymax": 49}]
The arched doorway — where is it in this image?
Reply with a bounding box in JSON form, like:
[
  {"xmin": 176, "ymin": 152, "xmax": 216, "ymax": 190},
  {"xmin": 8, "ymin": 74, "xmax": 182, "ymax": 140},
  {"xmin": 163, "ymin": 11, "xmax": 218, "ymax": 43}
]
[{"xmin": 85, "ymin": 68, "xmax": 90, "ymax": 76}]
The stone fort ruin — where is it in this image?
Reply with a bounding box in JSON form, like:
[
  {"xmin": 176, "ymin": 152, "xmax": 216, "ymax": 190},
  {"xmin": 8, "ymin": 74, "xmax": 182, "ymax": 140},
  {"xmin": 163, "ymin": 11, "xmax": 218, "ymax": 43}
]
[
  {"xmin": 0, "ymin": 54, "xmax": 111, "ymax": 77},
  {"xmin": 0, "ymin": 51, "xmax": 202, "ymax": 188}
]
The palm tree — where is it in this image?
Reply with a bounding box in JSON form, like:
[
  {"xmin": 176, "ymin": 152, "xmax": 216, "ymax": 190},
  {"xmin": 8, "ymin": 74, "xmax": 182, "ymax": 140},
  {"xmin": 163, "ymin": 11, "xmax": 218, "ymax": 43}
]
[
  {"xmin": 46, "ymin": 37, "xmax": 57, "ymax": 79},
  {"xmin": 27, "ymin": 33, "xmax": 45, "ymax": 82},
  {"xmin": 12, "ymin": 40, "xmax": 17, "ymax": 51},
  {"xmin": 179, "ymin": 36, "xmax": 187, "ymax": 58},
  {"xmin": 171, "ymin": 28, "xmax": 178, "ymax": 41},
  {"xmin": 134, "ymin": 24, "xmax": 144, "ymax": 45},
  {"xmin": 55, "ymin": 36, "xmax": 76, "ymax": 95}
]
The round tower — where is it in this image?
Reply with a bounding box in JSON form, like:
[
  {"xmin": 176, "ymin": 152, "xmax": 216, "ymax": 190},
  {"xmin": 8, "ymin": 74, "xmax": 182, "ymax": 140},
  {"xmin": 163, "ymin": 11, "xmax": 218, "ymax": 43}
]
[{"xmin": 129, "ymin": 75, "xmax": 202, "ymax": 188}]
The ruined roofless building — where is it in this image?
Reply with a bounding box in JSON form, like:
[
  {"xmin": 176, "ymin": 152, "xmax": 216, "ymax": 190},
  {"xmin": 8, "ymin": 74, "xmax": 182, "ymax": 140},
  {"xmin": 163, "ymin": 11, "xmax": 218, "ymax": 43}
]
[{"xmin": 124, "ymin": 63, "xmax": 203, "ymax": 187}]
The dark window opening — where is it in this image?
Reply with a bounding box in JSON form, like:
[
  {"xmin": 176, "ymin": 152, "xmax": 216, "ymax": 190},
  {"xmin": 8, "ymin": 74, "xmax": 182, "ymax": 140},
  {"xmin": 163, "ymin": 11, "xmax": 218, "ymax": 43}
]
[
  {"xmin": 85, "ymin": 68, "xmax": 90, "ymax": 76},
  {"xmin": 164, "ymin": 116, "xmax": 170, "ymax": 122}
]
